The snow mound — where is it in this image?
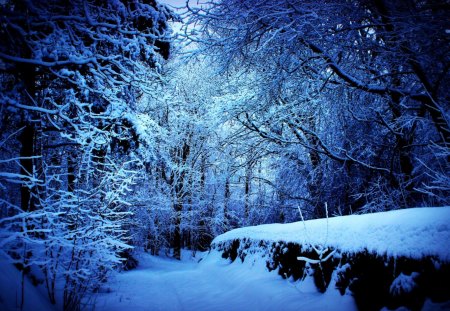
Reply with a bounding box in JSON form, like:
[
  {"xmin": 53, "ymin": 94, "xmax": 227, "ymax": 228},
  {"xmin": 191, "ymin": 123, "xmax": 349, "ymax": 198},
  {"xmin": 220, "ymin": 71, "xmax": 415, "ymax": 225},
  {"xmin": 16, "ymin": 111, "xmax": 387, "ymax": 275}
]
[
  {"xmin": 0, "ymin": 251, "xmax": 56, "ymax": 311},
  {"xmin": 213, "ymin": 207, "xmax": 450, "ymax": 260}
]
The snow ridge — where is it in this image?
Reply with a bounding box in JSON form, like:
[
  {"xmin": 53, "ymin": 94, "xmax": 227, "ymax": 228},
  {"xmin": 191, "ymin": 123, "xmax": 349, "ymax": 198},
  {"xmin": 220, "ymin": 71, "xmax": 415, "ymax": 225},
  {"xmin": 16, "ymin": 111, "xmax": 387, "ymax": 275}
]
[{"xmin": 213, "ymin": 207, "xmax": 450, "ymax": 261}]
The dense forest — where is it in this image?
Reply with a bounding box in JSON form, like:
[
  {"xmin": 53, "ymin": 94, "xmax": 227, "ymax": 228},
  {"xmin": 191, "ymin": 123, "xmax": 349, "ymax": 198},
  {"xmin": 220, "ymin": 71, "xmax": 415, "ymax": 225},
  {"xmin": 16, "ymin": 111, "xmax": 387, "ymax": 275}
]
[{"xmin": 0, "ymin": 0, "xmax": 448, "ymax": 310}]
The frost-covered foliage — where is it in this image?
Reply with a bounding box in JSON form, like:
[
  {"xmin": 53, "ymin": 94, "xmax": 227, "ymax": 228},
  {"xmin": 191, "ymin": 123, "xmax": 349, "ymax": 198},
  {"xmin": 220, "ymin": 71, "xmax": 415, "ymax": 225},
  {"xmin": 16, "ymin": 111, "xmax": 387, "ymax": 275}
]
[
  {"xmin": 120, "ymin": 57, "xmax": 282, "ymax": 259},
  {"xmin": 0, "ymin": 0, "xmax": 448, "ymax": 309},
  {"xmin": 0, "ymin": 0, "xmax": 175, "ymax": 309},
  {"xmin": 184, "ymin": 0, "xmax": 450, "ymax": 217}
]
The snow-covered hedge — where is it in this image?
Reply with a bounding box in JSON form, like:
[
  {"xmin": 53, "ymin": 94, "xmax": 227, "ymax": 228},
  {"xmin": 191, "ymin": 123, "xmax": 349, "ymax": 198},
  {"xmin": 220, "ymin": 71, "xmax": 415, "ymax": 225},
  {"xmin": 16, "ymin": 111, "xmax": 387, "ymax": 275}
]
[{"xmin": 211, "ymin": 207, "xmax": 450, "ymax": 310}]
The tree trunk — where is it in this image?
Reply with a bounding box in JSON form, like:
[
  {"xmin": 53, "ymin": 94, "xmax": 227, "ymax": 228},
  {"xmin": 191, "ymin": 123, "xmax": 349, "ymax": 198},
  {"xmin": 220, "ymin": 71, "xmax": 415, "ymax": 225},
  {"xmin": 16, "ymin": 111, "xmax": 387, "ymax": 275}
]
[
  {"xmin": 19, "ymin": 124, "xmax": 36, "ymax": 212},
  {"xmin": 173, "ymin": 202, "xmax": 182, "ymax": 260},
  {"xmin": 224, "ymin": 175, "xmax": 231, "ymax": 229},
  {"xmin": 244, "ymin": 162, "xmax": 252, "ymax": 221},
  {"xmin": 172, "ymin": 141, "xmax": 190, "ymax": 260},
  {"xmin": 290, "ymin": 117, "xmax": 325, "ymax": 218}
]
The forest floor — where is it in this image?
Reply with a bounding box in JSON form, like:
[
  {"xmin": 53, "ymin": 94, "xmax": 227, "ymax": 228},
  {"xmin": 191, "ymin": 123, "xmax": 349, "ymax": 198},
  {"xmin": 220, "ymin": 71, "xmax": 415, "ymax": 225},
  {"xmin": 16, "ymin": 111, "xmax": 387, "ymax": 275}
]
[
  {"xmin": 93, "ymin": 250, "xmax": 357, "ymax": 311},
  {"xmin": 2, "ymin": 207, "xmax": 449, "ymax": 311}
]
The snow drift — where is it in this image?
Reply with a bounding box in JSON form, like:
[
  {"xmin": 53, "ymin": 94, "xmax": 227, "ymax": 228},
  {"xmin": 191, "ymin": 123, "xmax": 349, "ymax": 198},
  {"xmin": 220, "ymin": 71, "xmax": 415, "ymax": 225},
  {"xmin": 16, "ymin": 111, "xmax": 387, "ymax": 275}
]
[
  {"xmin": 212, "ymin": 207, "xmax": 450, "ymax": 311},
  {"xmin": 213, "ymin": 207, "xmax": 450, "ymax": 260}
]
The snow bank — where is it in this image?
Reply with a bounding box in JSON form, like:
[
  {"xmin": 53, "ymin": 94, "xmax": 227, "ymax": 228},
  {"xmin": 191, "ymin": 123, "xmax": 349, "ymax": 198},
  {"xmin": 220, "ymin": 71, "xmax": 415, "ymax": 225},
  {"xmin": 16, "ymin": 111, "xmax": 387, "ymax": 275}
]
[
  {"xmin": 0, "ymin": 252, "xmax": 56, "ymax": 311},
  {"xmin": 213, "ymin": 207, "xmax": 450, "ymax": 261}
]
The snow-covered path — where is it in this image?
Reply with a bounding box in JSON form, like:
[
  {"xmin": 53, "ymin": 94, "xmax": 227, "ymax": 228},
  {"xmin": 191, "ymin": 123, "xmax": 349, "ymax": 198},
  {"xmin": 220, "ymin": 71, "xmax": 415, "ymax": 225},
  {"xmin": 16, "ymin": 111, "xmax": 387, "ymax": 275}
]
[
  {"xmin": 94, "ymin": 251, "xmax": 357, "ymax": 311},
  {"xmin": 93, "ymin": 207, "xmax": 450, "ymax": 311}
]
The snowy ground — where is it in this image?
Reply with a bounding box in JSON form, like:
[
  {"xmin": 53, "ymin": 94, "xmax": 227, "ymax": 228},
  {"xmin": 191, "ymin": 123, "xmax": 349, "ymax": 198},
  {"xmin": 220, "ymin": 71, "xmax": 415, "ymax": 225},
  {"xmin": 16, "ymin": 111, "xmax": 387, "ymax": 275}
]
[
  {"xmin": 0, "ymin": 251, "xmax": 57, "ymax": 311},
  {"xmin": 93, "ymin": 250, "xmax": 357, "ymax": 311},
  {"xmin": 94, "ymin": 207, "xmax": 450, "ymax": 311},
  {"xmin": 2, "ymin": 207, "xmax": 449, "ymax": 311}
]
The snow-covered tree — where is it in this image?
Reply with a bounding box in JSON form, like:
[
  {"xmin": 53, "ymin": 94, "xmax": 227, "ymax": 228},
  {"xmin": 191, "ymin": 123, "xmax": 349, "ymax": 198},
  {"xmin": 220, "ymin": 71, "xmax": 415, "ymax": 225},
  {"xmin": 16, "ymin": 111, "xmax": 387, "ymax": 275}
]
[
  {"xmin": 184, "ymin": 0, "xmax": 450, "ymax": 215},
  {"xmin": 0, "ymin": 0, "xmax": 176, "ymax": 309}
]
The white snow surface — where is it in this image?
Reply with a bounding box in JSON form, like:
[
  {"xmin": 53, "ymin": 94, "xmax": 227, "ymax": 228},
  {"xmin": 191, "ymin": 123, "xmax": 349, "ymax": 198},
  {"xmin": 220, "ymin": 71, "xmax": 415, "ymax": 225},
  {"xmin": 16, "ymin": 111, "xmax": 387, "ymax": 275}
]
[
  {"xmin": 0, "ymin": 251, "xmax": 57, "ymax": 311},
  {"xmin": 94, "ymin": 250, "xmax": 356, "ymax": 311},
  {"xmin": 213, "ymin": 207, "xmax": 450, "ymax": 261},
  {"xmin": 3, "ymin": 207, "xmax": 449, "ymax": 311}
]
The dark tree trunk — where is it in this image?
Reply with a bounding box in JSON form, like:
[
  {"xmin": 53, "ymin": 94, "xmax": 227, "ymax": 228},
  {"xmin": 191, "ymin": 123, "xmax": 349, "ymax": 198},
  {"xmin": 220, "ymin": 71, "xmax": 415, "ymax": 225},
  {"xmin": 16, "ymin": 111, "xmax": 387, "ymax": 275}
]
[
  {"xmin": 172, "ymin": 141, "xmax": 190, "ymax": 260},
  {"xmin": 307, "ymin": 136, "xmax": 325, "ymax": 218},
  {"xmin": 290, "ymin": 117, "xmax": 325, "ymax": 218},
  {"xmin": 224, "ymin": 175, "xmax": 231, "ymax": 228},
  {"xmin": 67, "ymin": 154, "xmax": 76, "ymax": 193},
  {"xmin": 19, "ymin": 124, "xmax": 36, "ymax": 212},
  {"xmin": 173, "ymin": 204, "xmax": 182, "ymax": 260},
  {"xmin": 244, "ymin": 161, "xmax": 252, "ymax": 221}
]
